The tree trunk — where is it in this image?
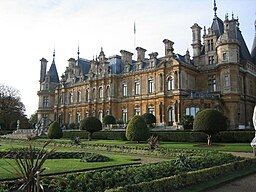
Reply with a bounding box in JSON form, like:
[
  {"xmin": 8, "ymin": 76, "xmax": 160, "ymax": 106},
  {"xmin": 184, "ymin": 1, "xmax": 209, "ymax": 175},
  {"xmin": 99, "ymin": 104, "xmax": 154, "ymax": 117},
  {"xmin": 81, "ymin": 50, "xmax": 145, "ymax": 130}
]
[
  {"xmin": 88, "ymin": 132, "xmax": 92, "ymax": 141},
  {"xmin": 207, "ymin": 135, "xmax": 212, "ymax": 145}
]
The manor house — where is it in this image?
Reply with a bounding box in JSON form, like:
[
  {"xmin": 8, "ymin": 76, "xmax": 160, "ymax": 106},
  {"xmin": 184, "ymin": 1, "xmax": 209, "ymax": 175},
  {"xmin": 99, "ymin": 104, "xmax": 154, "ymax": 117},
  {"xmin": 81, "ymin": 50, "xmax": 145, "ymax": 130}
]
[{"xmin": 37, "ymin": 3, "xmax": 256, "ymax": 129}]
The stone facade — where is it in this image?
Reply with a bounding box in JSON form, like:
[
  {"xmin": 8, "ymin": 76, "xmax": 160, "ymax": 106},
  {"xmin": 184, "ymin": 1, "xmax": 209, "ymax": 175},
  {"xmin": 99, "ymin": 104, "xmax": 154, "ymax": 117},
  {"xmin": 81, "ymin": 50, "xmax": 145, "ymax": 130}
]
[{"xmin": 37, "ymin": 6, "xmax": 256, "ymax": 129}]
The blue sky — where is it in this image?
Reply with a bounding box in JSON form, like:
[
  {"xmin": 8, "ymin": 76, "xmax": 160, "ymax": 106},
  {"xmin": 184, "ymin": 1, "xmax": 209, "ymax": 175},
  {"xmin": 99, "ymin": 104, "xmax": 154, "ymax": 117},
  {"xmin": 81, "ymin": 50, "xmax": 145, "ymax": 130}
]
[{"xmin": 0, "ymin": 0, "xmax": 255, "ymax": 117}]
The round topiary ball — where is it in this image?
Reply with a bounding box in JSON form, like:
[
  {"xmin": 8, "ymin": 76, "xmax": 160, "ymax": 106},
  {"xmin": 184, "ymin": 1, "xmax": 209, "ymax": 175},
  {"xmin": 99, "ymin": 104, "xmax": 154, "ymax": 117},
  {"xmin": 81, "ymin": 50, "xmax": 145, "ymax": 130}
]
[
  {"xmin": 103, "ymin": 115, "xmax": 116, "ymax": 125},
  {"xmin": 193, "ymin": 109, "xmax": 227, "ymax": 135},
  {"xmin": 80, "ymin": 116, "xmax": 102, "ymax": 140},
  {"xmin": 126, "ymin": 115, "xmax": 150, "ymax": 142},
  {"xmin": 48, "ymin": 121, "xmax": 63, "ymax": 139},
  {"xmin": 142, "ymin": 113, "xmax": 156, "ymax": 125}
]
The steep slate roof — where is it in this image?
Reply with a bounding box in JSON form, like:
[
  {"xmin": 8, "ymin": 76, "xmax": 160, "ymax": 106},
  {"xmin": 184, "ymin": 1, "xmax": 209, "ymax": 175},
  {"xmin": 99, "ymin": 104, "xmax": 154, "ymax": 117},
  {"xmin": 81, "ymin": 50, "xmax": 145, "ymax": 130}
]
[
  {"xmin": 47, "ymin": 59, "xmax": 59, "ymax": 83},
  {"xmin": 78, "ymin": 58, "xmax": 91, "ymax": 74},
  {"xmin": 237, "ymin": 28, "xmax": 252, "ymax": 61},
  {"xmin": 211, "ymin": 16, "xmax": 224, "ymax": 37}
]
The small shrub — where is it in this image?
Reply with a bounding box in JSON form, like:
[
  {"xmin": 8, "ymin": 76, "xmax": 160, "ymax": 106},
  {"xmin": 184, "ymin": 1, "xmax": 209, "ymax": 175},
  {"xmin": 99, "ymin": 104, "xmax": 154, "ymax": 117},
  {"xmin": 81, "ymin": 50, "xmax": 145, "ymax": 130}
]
[
  {"xmin": 80, "ymin": 153, "xmax": 111, "ymax": 162},
  {"xmin": 142, "ymin": 113, "xmax": 156, "ymax": 127},
  {"xmin": 103, "ymin": 115, "xmax": 116, "ymax": 125},
  {"xmin": 80, "ymin": 116, "xmax": 102, "ymax": 141},
  {"xmin": 193, "ymin": 109, "xmax": 227, "ymax": 145},
  {"xmin": 126, "ymin": 115, "xmax": 150, "ymax": 142},
  {"xmin": 48, "ymin": 121, "xmax": 63, "ymax": 139}
]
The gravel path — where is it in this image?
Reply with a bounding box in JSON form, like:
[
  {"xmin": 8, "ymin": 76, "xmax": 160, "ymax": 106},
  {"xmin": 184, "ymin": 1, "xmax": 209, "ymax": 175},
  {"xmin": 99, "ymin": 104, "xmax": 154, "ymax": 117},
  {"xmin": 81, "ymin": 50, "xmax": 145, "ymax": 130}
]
[
  {"xmin": 206, "ymin": 173, "xmax": 256, "ymax": 192},
  {"xmin": 205, "ymin": 152, "xmax": 256, "ymax": 192}
]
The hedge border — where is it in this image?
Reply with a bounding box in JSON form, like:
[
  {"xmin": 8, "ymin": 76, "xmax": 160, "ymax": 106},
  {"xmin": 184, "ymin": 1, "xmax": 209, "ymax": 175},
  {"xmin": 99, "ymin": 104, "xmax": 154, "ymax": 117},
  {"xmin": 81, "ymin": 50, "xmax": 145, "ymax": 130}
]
[
  {"xmin": 106, "ymin": 158, "xmax": 256, "ymax": 192},
  {"xmin": 63, "ymin": 130, "xmax": 255, "ymax": 143}
]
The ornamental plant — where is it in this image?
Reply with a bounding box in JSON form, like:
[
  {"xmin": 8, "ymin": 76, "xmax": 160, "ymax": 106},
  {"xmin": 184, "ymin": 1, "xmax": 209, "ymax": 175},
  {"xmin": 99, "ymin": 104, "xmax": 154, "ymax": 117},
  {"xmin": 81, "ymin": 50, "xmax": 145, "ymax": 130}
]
[
  {"xmin": 80, "ymin": 116, "xmax": 102, "ymax": 141},
  {"xmin": 103, "ymin": 115, "xmax": 116, "ymax": 125},
  {"xmin": 142, "ymin": 113, "xmax": 156, "ymax": 128},
  {"xmin": 47, "ymin": 121, "xmax": 63, "ymax": 139},
  {"xmin": 126, "ymin": 115, "xmax": 150, "ymax": 142},
  {"xmin": 193, "ymin": 109, "xmax": 227, "ymax": 145}
]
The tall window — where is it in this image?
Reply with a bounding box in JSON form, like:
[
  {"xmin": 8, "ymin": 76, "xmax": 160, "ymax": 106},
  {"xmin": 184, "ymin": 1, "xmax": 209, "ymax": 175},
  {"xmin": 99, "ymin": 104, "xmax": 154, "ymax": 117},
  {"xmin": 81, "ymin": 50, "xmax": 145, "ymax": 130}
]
[
  {"xmin": 76, "ymin": 112, "xmax": 81, "ymax": 123},
  {"xmin": 92, "ymin": 88, "xmax": 96, "ymax": 100},
  {"xmin": 135, "ymin": 81, "xmax": 140, "ymax": 95},
  {"xmin": 99, "ymin": 87, "xmax": 103, "ymax": 98},
  {"xmin": 69, "ymin": 112, "xmax": 72, "ymax": 124},
  {"xmin": 148, "ymin": 79, "xmax": 154, "ymax": 93},
  {"xmin": 148, "ymin": 107, "xmax": 155, "ymax": 115},
  {"xmin": 167, "ymin": 76, "xmax": 174, "ymax": 91},
  {"xmin": 122, "ymin": 109, "xmax": 128, "ymax": 123},
  {"xmin": 106, "ymin": 86, "xmax": 110, "ymax": 98},
  {"xmin": 185, "ymin": 106, "xmax": 200, "ymax": 117},
  {"xmin": 208, "ymin": 56, "xmax": 214, "ymax": 65},
  {"xmin": 134, "ymin": 108, "xmax": 141, "ymax": 115},
  {"xmin": 85, "ymin": 89, "xmax": 89, "ymax": 101},
  {"xmin": 168, "ymin": 107, "xmax": 174, "ymax": 125},
  {"xmin": 43, "ymin": 96, "xmax": 49, "ymax": 107},
  {"xmin": 77, "ymin": 90, "xmax": 81, "ymax": 102},
  {"xmin": 69, "ymin": 92, "xmax": 73, "ymax": 104},
  {"xmin": 223, "ymin": 74, "xmax": 230, "ymax": 87},
  {"xmin": 207, "ymin": 39, "xmax": 214, "ymax": 51},
  {"xmin": 122, "ymin": 83, "xmax": 128, "ymax": 97},
  {"xmin": 208, "ymin": 75, "xmax": 216, "ymax": 92}
]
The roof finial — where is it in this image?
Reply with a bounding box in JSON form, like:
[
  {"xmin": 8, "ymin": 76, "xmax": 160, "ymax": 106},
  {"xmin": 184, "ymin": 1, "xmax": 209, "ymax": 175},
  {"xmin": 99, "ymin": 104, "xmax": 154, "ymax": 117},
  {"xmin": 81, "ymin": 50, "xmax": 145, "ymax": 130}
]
[
  {"xmin": 77, "ymin": 45, "xmax": 80, "ymax": 59},
  {"xmin": 53, "ymin": 47, "xmax": 55, "ymax": 61},
  {"xmin": 213, "ymin": 0, "xmax": 217, "ymax": 17}
]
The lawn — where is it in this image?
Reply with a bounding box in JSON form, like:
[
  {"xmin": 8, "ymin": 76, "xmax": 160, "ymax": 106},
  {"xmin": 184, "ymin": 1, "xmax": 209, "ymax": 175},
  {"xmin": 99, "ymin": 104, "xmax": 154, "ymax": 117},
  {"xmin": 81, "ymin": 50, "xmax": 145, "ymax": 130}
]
[{"xmin": 0, "ymin": 155, "xmax": 138, "ymax": 180}]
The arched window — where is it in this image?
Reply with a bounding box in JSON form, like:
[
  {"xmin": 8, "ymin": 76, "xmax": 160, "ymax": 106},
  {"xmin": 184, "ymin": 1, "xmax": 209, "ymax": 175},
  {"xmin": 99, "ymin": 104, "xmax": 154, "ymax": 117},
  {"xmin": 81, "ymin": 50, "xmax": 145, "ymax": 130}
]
[
  {"xmin": 168, "ymin": 106, "xmax": 175, "ymax": 125},
  {"xmin": 85, "ymin": 88, "xmax": 89, "ymax": 101},
  {"xmin": 92, "ymin": 88, "xmax": 96, "ymax": 100},
  {"xmin": 106, "ymin": 86, "xmax": 110, "ymax": 98},
  {"xmin": 99, "ymin": 87, "xmax": 103, "ymax": 98},
  {"xmin": 167, "ymin": 76, "xmax": 174, "ymax": 91}
]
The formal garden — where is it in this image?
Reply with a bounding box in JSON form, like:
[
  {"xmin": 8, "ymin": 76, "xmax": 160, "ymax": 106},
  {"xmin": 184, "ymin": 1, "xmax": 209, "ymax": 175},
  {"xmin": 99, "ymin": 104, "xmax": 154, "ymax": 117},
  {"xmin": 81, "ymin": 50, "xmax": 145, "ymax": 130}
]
[{"xmin": 0, "ymin": 110, "xmax": 256, "ymax": 191}]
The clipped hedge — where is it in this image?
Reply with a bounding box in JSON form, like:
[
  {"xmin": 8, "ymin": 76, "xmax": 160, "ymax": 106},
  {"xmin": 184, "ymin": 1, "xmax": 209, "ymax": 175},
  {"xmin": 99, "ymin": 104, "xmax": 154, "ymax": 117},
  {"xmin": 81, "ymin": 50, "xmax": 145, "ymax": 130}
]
[
  {"xmin": 63, "ymin": 130, "xmax": 255, "ymax": 143},
  {"xmin": 107, "ymin": 158, "xmax": 256, "ymax": 192}
]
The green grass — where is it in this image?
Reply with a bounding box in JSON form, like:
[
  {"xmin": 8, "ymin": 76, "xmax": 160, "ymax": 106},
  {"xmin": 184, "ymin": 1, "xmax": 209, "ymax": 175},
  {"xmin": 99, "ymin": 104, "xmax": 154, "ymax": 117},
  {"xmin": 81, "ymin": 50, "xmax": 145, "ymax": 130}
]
[{"xmin": 0, "ymin": 155, "xmax": 138, "ymax": 180}]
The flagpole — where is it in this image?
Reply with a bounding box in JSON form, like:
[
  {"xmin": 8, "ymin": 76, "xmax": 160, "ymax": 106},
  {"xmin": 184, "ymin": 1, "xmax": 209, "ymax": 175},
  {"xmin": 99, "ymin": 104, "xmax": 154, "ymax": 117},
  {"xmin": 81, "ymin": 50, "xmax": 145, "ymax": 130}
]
[{"xmin": 134, "ymin": 21, "xmax": 136, "ymax": 60}]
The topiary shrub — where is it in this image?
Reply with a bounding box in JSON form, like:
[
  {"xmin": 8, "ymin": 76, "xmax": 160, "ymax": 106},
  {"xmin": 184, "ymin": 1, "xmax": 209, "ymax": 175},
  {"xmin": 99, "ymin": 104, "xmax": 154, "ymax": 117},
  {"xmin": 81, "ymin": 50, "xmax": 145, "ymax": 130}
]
[
  {"xmin": 80, "ymin": 116, "xmax": 102, "ymax": 141},
  {"xmin": 193, "ymin": 109, "xmax": 227, "ymax": 145},
  {"xmin": 142, "ymin": 113, "xmax": 156, "ymax": 128},
  {"xmin": 103, "ymin": 115, "xmax": 116, "ymax": 129},
  {"xmin": 48, "ymin": 121, "xmax": 63, "ymax": 139},
  {"xmin": 126, "ymin": 115, "xmax": 150, "ymax": 142},
  {"xmin": 181, "ymin": 115, "xmax": 194, "ymax": 130}
]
